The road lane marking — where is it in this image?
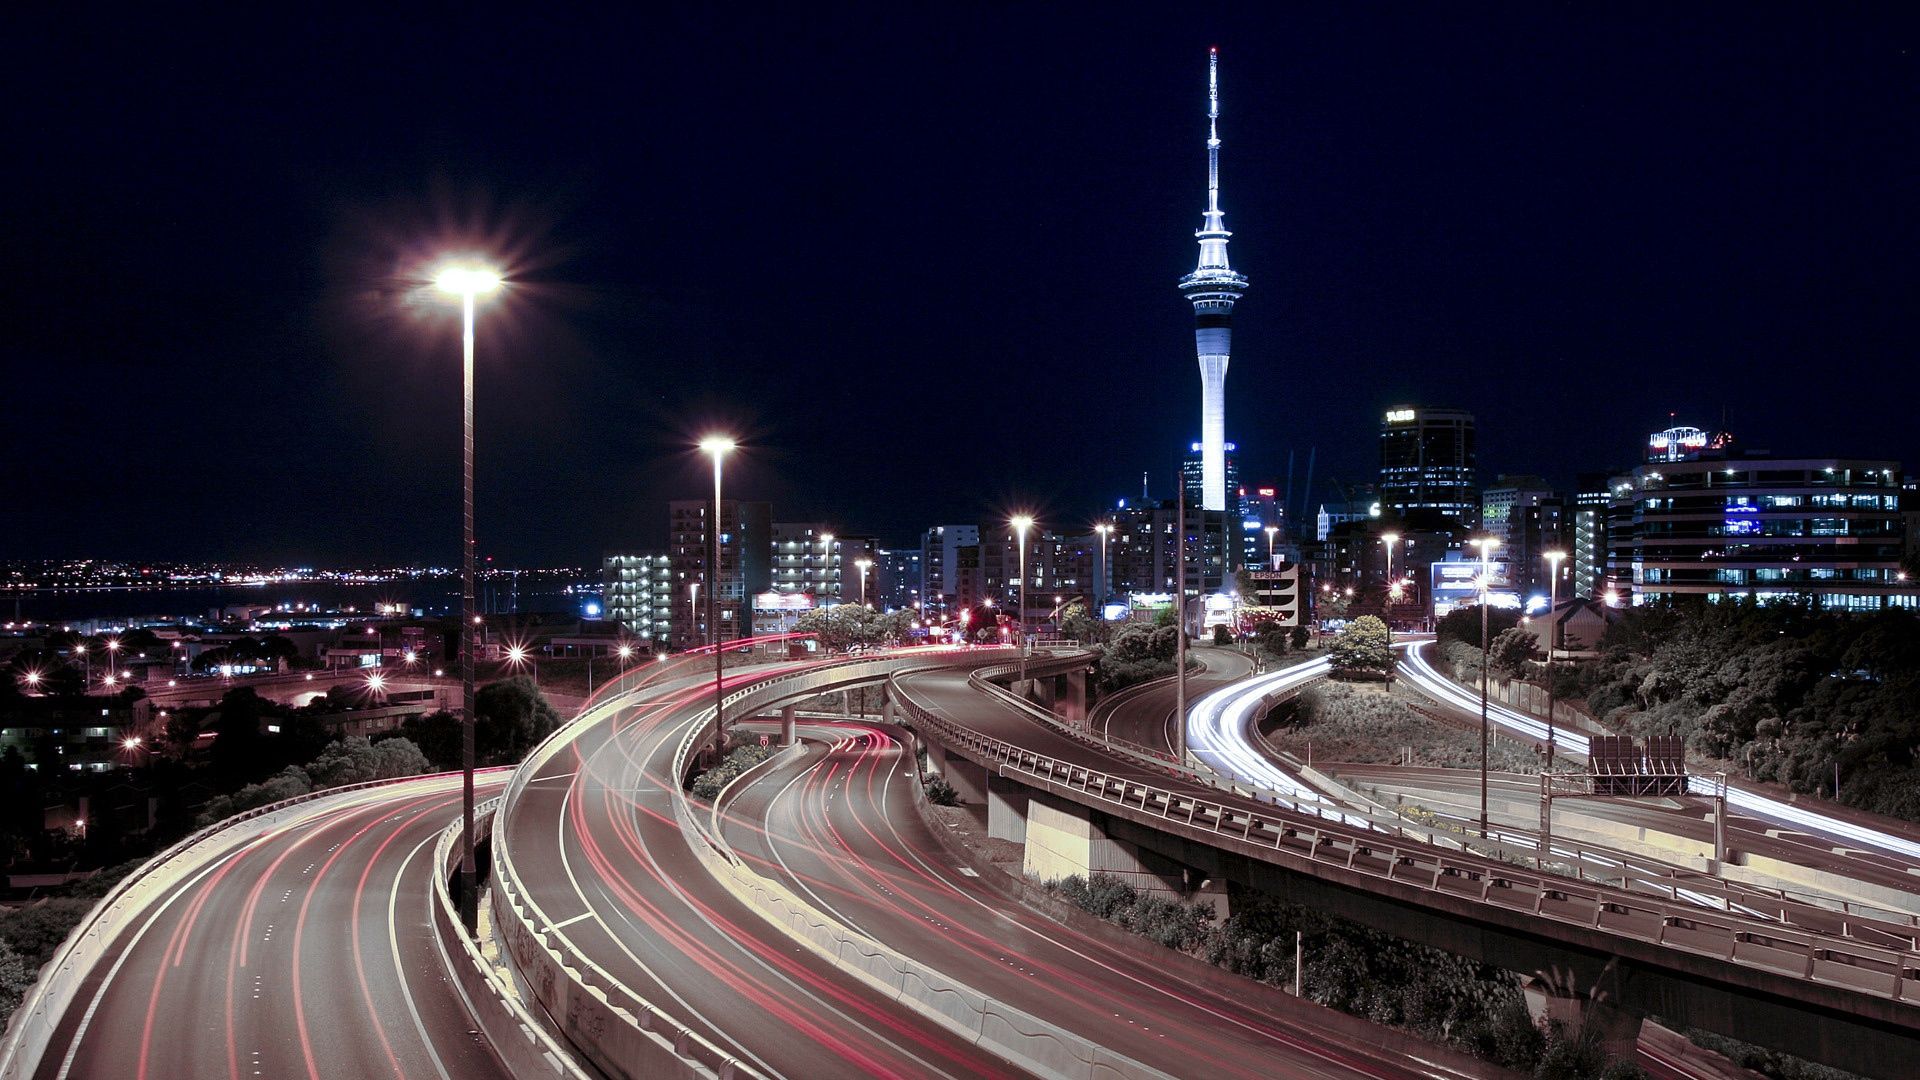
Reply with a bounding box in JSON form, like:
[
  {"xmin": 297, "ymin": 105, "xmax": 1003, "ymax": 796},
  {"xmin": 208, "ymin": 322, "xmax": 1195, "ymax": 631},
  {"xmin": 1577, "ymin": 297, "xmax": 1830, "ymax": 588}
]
[{"xmin": 549, "ymin": 911, "xmax": 593, "ymax": 930}]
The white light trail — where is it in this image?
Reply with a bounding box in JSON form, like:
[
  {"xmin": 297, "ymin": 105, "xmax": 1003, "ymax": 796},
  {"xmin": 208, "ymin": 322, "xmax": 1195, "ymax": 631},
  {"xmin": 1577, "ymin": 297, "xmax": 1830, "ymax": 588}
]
[{"xmin": 1397, "ymin": 641, "xmax": 1920, "ymax": 865}]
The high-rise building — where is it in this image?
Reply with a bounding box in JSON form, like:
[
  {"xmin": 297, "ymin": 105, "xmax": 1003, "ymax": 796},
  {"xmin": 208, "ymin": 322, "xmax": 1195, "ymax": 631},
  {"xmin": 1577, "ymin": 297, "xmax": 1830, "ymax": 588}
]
[
  {"xmin": 1182, "ymin": 441, "xmax": 1242, "ymax": 517},
  {"xmin": 1379, "ymin": 406, "xmax": 1477, "ymax": 525},
  {"xmin": 1571, "ymin": 472, "xmax": 1613, "ymax": 599},
  {"xmin": 770, "ymin": 523, "xmax": 843, "ymax": 602},
  {"xmin": 1606, "ymin": 455, "xmax": 1916, "ymax": 610},
  {"xmin": 668, "ymin": 499, "xmax": 771, "ymax": 647},
  {"xmin": 1481, "ymin": 475, "xmax": 1555, "ymax": 548},
  {"xmin": 919, "ymin": 525, "xmax": 980, "ymax": 614},
  {"xmin": 1177, "ymin": 48, "xmax": 1249, "ymax": 513},
  {"xmin": 872, "ymin": 547, "xmax": 921, "ymax": 612},
  {"xmin": 601, "ymin": 554, "xmax": 673, "ymax": 648}
]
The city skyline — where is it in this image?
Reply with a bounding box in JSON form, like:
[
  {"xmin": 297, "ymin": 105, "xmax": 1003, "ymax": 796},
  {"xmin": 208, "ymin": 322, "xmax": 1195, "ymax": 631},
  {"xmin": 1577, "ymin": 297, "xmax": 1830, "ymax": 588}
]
[{"xmin": 4, "ymin": 9, "xmax": 1917, "ymax": 565}]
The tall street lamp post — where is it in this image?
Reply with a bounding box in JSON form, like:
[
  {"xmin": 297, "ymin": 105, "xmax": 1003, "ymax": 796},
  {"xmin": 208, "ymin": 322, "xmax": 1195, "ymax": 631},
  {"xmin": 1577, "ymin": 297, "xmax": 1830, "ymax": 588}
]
[
  {"xmin": 1264, "ymin": 525, "xmax": 1279, "ymax": 570},
  {"xmin": 1011, "ymin": 515, "xmax": 1034, "ymax": 685},
  {"xmin": 855, "ymin": 558, "xmax": 872, "ymax": 607},
  {"xmin": 1468, "ymin": 536, "xmax": 1500, "ymax": 838},
  {"xmin": 700, "ymin": 437, "xmax": 736, "ymax": 740},
  {"xmin": 435, "ymin": 263, "xmax": 502, "ymax": 928},
  {"xmin": 1094, "ymin": 523, "xmax": 1114, "ymax": 607},
  {"xmin": 1543, "ymin": 549, "xmax": 1567, "ymax": 773}
]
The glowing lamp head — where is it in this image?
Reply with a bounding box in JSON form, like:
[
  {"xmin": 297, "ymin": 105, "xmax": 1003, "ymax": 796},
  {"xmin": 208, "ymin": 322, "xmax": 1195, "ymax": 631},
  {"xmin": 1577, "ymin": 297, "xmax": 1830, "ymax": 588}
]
[
  {"xmin": 617, "ymin": 644, "xmax": 634, "ymax": 659},
  {"xmin": 123, "ymin": 736, "xmax": 142, "ymax": 750},
  {"xmin": 367, "ymin": 673, "xmax": 386, "ymax": 692},
  {"xmin": 1010, "ymin": 515, "xmax": 1035, "ymax": 538},
  {"xmin": 698, "ymin": 436, "xmax": 737, "ymax": 457},
  {"xmin": 506, "ymin": 646, "xmax": 527, "ymax": 663},
  {"xmin": 1381, "ymin": 533, "xmax": 1399, "ymax": 546},
  {"xmin": 24, "ymin": 672, "xmax": 40, "ymax": 687},
  {"xmin": 434, "ymin": 266, "xmax": 502, "ymax": 297}
]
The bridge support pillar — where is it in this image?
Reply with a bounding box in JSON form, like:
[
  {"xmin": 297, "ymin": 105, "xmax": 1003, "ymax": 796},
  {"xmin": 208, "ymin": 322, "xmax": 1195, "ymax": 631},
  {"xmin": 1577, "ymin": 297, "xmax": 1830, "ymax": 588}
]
[
  {"xmin": 881, "ymin": 694, "xmax": 896, "ymax": 725},
  {"xmin": 1020, "ymin": 792, "xmax": 1183, "ymax": 898},
  {"xmin": 925, "ymin": 743, "xmax": 987, "ymax": 805},
  {"xmin": 1523, "ymin": 975, "xmax": 1644, "ymax": 1065},
  {"xmin": 987, "ymin": 775, "xmax": 1028, "ymax": 844},
  {"xmin": 1031, "ymin": 676, "xmax": 1056, "ymax": 712},
  {"xmin": 780, "ymin": 705, "xmax": 796, "ymax": 747},
  {"xmin": 1055, "ymin": 670, "xmax": 1087, "ymax": 727},
  {"xmin": 840, "ymin": 690, "xmax": 852, "ymax": 717}
]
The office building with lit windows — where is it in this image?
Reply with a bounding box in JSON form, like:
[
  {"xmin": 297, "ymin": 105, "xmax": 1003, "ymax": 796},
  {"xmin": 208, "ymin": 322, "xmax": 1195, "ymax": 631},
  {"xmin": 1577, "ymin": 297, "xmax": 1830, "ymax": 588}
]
[
  {"xmin": 1605, "ymin": 456, "xmax": 1916, "ymax": 610},
  {"xmin": 1379, "ymin": 406, "xmax": 1477, "ymax": 526}
]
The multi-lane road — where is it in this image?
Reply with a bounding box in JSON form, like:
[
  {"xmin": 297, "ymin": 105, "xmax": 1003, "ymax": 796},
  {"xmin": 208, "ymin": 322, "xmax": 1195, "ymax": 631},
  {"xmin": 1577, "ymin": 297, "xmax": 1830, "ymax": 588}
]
[
  {"xmin": 31, "ymin": 771, "xmax": 513, "ymax": 1080},
  {"xmin": 714, "ymin": 718, "xmax": 1479, "ymax": 1079}
]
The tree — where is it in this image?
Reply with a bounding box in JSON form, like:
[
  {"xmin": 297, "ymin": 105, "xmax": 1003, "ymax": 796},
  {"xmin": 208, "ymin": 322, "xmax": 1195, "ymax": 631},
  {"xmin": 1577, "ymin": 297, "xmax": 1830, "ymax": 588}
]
[
  {"xmin": 305, "ymin": 736, "xmax": 431, "ymax": 787},
  {"xmin": 1436, "ymin": 605, "xmax": 1522, "ymax": 649},
  {"xmin": 1290, "ymin": 625, "xmax": 1311, "ymax": 651},
  {"xmin": 1058, "ymin": 601, "xmax": 1107, "ymax": 645},
  {"xmin": 794, "ymin": 603, "xmax": 909, "ymax": 650},
  {"xmin": 1486, "ymin": 627, "xmax": 1536, "ymax": 681},
  {"xmin": 1329, "ymin": 616, "xmax": 1395, "ymax": 680},
  {"xmin": 1211, "ymin": 624, "xmax": 1234, "ymax": 646},
  {"xmin": 1315, "ymin": 589, "xmax": 1352, "ymax": 622},
  {"xmin": 400, "ymin": 710, "xmax": 462, "ymax": 771},
  {"xmin": 210, "ymin": 688, "xmax": 281, "ymax": 788},
  {"xmin": 473, "ymin": 677, "xmax": 560, "ymax": 764}
]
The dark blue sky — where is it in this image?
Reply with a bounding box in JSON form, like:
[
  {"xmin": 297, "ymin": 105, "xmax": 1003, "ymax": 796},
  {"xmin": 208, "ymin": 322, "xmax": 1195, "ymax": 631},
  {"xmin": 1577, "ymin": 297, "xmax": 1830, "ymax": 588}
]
[{"xmin": 4, "ymin": 7, "xmax": 1915, "ymax": 564}]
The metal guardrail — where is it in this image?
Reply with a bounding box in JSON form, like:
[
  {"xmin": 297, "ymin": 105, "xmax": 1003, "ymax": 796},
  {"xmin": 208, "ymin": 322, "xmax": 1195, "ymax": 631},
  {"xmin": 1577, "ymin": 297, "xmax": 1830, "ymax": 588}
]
[{"xmin": 887, "ymin": 682, "xmax": 1920, "ymax": 1009}]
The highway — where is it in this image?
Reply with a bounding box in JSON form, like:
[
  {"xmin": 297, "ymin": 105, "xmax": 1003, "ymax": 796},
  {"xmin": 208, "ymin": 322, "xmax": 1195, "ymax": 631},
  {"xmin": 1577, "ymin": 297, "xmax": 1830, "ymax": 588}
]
[
  {"xmin": 496, "ymin": 654, "xmax": 1030, "ymax": 1078},
  {"xmin": 30, "ymin": 771, "xmax": 513, "ymax": 1080},
  {"xmin": 1394, "ymin": 641, "xmax": 1920, "ymax": 900},
  {"xmin": 714, "ymin": 718, "xmax": 1482, "ymax": 1080},
  {"xmin": 1091, "ymin": 646, "xmax": 1258, "ymax": 757}
]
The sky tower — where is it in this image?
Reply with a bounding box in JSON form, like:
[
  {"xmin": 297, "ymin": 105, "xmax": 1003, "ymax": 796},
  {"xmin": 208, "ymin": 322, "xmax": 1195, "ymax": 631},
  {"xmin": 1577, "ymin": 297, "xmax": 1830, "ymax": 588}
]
[{"xmin": 1178, "ymin": 46, "xmax": 1249, "ymax": 513}]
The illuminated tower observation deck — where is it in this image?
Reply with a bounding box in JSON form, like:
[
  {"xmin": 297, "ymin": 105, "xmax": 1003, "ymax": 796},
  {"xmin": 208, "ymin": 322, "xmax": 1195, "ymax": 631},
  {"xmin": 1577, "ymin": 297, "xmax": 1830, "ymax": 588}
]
[{"xmin": 1178, "ymin": 46, "xmax": 1249, "ymax": 513}]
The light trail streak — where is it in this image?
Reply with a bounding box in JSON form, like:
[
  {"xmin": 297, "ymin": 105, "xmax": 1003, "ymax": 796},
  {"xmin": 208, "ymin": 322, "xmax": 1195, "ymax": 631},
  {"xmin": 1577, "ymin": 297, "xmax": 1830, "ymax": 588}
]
[{"xmin": 1397, "ymin": 641, "xmax": 1920, "ymax": 865}]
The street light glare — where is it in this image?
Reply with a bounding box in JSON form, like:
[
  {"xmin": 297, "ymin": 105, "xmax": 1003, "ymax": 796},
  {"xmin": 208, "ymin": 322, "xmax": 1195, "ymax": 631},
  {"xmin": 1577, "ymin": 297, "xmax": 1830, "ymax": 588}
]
[
  {"xmin": 1010, "ymin": 514, "xmax": 1035, "ymax": 533},
  {"xmin": 434, "ymin": 266, "xmax": 503, "ymax": 296},
  {"xmin": 698, "ymin": 436, "xmax": 737, "ymax": 455}
]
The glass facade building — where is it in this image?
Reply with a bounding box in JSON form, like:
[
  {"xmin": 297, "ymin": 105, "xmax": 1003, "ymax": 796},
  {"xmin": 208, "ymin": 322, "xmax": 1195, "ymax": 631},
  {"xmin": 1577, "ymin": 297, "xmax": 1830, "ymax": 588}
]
[
  {"xmin": 1605, "ymin": 457, "xmax": 1915, "ymax": 609},
  {"xmin": 1379, "ymin": 407, "xmax": 1477, "ymax": 526}
]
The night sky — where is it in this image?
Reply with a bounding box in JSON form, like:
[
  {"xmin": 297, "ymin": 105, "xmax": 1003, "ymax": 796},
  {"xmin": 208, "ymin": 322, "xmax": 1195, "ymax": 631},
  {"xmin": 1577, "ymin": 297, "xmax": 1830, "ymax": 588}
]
[{"xmin": 5, "ymin": 8, "xmax": 1915, "ymax": 565}]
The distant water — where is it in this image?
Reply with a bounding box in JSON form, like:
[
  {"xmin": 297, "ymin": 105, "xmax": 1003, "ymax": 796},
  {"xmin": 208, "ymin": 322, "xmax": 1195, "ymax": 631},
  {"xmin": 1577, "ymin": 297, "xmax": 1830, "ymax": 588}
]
[{"xmin": 3, "ymin": 579, "xmax": 600, "ymax": 627}]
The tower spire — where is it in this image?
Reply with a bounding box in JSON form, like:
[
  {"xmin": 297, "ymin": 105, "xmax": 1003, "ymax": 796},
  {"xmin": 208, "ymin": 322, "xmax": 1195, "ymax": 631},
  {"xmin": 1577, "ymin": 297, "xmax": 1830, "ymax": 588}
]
[{"xmin": 1207, "ymin": 46, "xmax": 1221, "ymax": 220}]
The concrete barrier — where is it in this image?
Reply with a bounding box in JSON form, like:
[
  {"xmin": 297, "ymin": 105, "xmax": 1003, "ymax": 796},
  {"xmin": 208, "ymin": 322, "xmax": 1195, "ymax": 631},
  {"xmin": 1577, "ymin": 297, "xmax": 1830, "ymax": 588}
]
[{"xmin": 426, "ymin": 799, "xmax": 591, "ymax": 1079}]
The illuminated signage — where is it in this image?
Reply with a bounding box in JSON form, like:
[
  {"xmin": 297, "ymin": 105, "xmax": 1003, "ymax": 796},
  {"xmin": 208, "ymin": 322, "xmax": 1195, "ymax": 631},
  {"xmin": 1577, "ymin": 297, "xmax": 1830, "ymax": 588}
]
[{"xmin": 1385, "ymin": 409, "xmax": 1416, "ymax": 423}]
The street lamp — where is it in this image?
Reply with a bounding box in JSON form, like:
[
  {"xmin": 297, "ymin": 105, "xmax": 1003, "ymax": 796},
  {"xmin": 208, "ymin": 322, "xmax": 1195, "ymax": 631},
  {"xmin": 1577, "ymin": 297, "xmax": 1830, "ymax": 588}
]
[
  {"xmin": 1011, "ymin": 515, "xmax": 1034, "ymax": 683},
  {"xmin": 1468, "ymin": 535, "xmax": 1501, "ymax": 838},
  {"xmin": 1094, "ymin": 522, "xmax": 1114, "ymax": 606},
  {"xmin": 699, "ymin": 435, "xmax": 737, "ymax": 738},
  {"xmin": 820, "ymin": 533, "xmax": 835, "ymax": 600},
  {"xmin": 855, "ymin": 558, "xmax": 872, "ymax": 607},
  {"xmin": 1380, "ymin": 533, "xmax": 1399, "ymax": 589},
  {"xmin": 106, "ymin": 637, "xmax": 121, "ymax": 679},
  {"xmin": 1264, "ymin": 525, "xmax": 1279, "ymax": 570},
  {"xmin": 1543, "ymin": 549, "xmax": 1567, "ymax": 774},
  {"xmin": 434, "ymin": 260, "xmax": 502, "ymax": 929}
]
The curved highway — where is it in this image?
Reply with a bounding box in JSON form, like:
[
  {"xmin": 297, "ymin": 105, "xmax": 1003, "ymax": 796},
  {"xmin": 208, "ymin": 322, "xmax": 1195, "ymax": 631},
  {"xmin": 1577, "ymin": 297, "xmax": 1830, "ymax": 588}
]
[
  {"xmin": 714, "ymin": 717, "xmax": 1486, "ymax": 1079},
  {"xmin": 1092, "ymin": 646, "xmax": 1258, "ymax": 758},
  {"xmin": 497, "ymin": 654, "xmax": 1028, "ymax": 1078},
  {"xmin": 1396, "ymin": 642, "xmax": 1920, "ymax": 898},
  {"xmin": 32, "ymin": 771, "xmax": 513, "ymax": 1080}
]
